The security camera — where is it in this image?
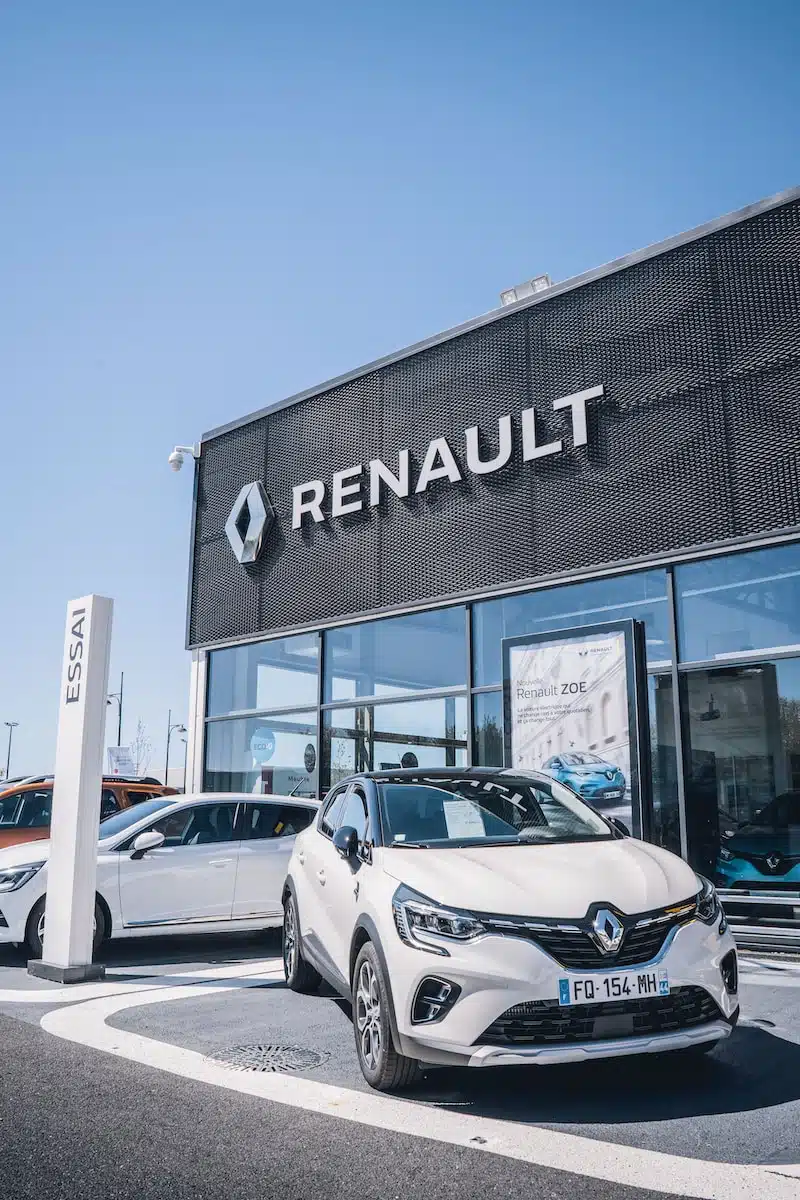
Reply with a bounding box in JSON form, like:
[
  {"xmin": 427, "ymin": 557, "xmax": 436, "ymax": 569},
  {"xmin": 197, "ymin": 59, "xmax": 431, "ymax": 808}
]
[{"xmin": 168, "ymin": 444, "xmax": 200, "ymax": 472}]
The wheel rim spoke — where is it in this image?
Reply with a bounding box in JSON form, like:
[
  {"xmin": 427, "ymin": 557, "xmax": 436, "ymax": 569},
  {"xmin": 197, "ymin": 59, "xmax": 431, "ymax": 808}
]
[{"xmin": 356, "ymin": 961, "xmax": 382, "ymax": 1070}]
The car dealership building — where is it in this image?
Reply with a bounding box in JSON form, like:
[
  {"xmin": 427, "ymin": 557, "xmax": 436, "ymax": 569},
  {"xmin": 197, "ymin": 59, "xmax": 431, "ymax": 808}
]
[{"xmin": 184, "ymin": 186, "xmax": 800, "ymax": 949}]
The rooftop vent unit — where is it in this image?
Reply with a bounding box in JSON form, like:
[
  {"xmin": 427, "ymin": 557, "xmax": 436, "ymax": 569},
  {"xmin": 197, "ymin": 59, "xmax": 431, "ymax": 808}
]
[{"xmin": 500, "ymin": 274, "xmax": 553, "ymax": 307}]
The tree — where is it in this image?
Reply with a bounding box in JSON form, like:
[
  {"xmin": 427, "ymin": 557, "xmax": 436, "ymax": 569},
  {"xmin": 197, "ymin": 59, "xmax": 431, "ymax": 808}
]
[{"xmin": 130, "ymin": 719, "xmax": 153, "ymax": 776}]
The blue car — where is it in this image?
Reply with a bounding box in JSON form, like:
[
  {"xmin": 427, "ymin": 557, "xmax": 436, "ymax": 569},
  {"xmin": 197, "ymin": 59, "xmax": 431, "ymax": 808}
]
[
  {"xmin": 541, "ymin": 751, "xmax": 626, "ymax": 807},
  {"xmin": 716, "ymin": 791, "xmax": 800, "ymax": 895}
]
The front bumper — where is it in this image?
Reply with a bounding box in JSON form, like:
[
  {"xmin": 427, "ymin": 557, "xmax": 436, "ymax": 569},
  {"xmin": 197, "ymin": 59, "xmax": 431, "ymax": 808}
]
[
  {"xmin": 468, "ymin": 1018, "xmax": 733, "ymax": 1067},
  {"xmin": 716, "ymin": 858, "xmax": 800, "ymax": 891},
  {"xmin": 387, "ymin": 917, "xmax": 738, "ymax": 1068}
]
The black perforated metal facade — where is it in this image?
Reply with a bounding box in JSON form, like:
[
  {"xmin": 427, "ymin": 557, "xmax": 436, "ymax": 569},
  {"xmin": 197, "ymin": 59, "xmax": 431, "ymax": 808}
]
[{"xmin": 188, "ymin": 195, "xmax": 800, "ymax": 649}]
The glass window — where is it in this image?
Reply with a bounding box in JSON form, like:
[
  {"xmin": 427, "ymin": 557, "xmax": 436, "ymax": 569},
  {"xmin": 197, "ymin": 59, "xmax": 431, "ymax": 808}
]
[
  {"xmin": 473, "ymin": 691, "xmax": 504, "ymax": 767},
  {"xmin": 324, "ymin": 608, "xmax": 466, "ymax": 702},
  {"xmin": 681, "ymin": 658, "xmax": 800, "ymax": 930},
  {"xmin": 322, "ymin": 696, "xmax": 468, "ymax": 791},
  {"xmin": 100, "ymin": 799, "xmax": 175, "ymax": 839},
  {"xmin": 16, "ymin": 790, "xmax": 52, "ymax": 829},
  {"xmin": 648, "ymin": 674, "xmax": 681, "ymax": 856},
  {"xmin": 151, "ymin": 803, "xmax": 238, "ymax": 846},
  {"xmin": 100, "ymin": 789, "xmax": 120, "ymax": 820},
  {"xmin": 207, "ymin": 633, "xmax": 319, "ymax": 717},
  {"xmin": 472, "ymin": 570, "xmax": 671, "ymax": 687},
  {"xmin": 337, "ymin": 789, "xmax": 369, "ymax": 841},
  {"xmin": 0, "ymin": 790, "xmax": 24, "ymax": 825},
  {"xmin": 320, "ymin": 788, "xmax": 349, "ymax": 837},
  {"xmin": 204, "ymin": 712, "xmax": 318, "ymax": 798},
  {"xmin": 676, "ymin": 544, "xmax": 800, "ymax": 663},
  {"xmin": 243, "ymin": 802, "xmax": 315, "ymax": 839}
]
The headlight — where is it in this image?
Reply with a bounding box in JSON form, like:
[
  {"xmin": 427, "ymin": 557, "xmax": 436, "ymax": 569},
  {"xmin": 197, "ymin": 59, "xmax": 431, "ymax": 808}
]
[
  {"xmin": 0, "ymin": 863, "xmax": 44, "ymax": 893},
  {"xmin": 392, "ymin": 884, "xmax": 485, "ymax": 956},
  {"xmin": 718, "ymin": 846, "xmax": 733, "ymax": 862},
  {"xmin": 695, "ymin": 875, "xmax": 720, "ymax": 925}
]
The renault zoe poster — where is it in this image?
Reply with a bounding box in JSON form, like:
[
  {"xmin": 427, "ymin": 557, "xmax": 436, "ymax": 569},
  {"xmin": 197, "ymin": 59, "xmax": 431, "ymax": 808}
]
[{"xmin": 502, "ymin": 621, "xmax": 647, "ymax": 830}]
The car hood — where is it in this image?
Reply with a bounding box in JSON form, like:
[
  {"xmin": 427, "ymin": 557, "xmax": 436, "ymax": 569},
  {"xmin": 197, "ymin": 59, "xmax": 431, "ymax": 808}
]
[
  {"xmin": 0, "ymin": 839, "xmax": 51, "ymax": 869},
  {"xmin": 380, "ymin": 838, "xmax": 699, "ymax": 918}
]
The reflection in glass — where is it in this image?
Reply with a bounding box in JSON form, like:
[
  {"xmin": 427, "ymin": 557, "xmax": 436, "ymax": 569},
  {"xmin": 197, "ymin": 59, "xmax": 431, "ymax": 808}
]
[
  {"xmin": 322, "ymin": 696, "xmax": 468, "ymax": 790},
  {"xmin": 681, "ymin": 658, "xmax": 800, "ymax": 930},
  {"xmin": 472, "ymin": 570, "xmax": 670, "ymax": 687},
  {"xmin": 675, "ymin": 543, "xmax": 800, "ymax": 663},
  {"xmin": 207, "ymin": 633, "xmax": 319, "ymax": 717},
  {"xmin": 204, "ymin": 712, "xmax": 318, "ymax": 797},
  {"xmin": 473, "ymin": 691, "xmax": 504, "ymax": 767},
  {"xmin": 648, "ymin": 675, "xmax": 681, "ymax": 856},
  {"xmin": 324, "ymin": 608, "xmax": 466, "ymax": 702}
]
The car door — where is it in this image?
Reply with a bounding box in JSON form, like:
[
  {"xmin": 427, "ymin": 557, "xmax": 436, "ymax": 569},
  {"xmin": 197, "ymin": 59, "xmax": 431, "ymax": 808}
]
[
  {"xmin": 233, "ymin": 800, "xmax": 317, "ymax": 921},
  {"xmin": 117, "ymin": 802, "xmax": 240, "ymax": 928},
  {"xmin": 300, "ymin": 786, "xmax": 349, "ymax": 960},
  {"xmin": 312, "ymin": 784, "xmax": 371, "ymax": 979}
]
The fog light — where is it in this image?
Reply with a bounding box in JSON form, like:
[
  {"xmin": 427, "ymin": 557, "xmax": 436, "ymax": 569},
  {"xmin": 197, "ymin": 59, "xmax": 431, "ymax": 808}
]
[
  {"xmin": 721, "ymin": 949, "xmax": 738, "ymax": 995},
  {"xmin": 411, "ymin": 977, "xmax": 461, "ymax": 1025},
  {"xmin": 0, "ymin": 911, "xmax": 7, "ymax": 928}
]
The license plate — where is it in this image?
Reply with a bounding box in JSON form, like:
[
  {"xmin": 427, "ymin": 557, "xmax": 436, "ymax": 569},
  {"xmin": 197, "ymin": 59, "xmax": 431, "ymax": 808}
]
[
  {"xmin": 558, "ymin": 969, "xmax": 669, "ymax": 1006},
  {"xmin": 604, "ymin": 790, "xmax": 622, "ymax": 798}
]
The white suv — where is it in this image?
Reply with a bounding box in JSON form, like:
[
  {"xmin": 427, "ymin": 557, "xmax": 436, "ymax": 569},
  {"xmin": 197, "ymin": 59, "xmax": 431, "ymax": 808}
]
[{"xmin": 283, "ymin": 768, "xmax": 739, "ymax": 1092}]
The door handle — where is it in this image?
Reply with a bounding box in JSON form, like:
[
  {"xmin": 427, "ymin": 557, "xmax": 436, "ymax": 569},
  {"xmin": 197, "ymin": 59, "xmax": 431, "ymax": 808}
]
[
  {"xmin": 209, "ymin": 859, "xmax": 232, "ymax": 868},
  {"xmin": 317, "ymin": 869, "xmax": 326, "ymax": 885}
]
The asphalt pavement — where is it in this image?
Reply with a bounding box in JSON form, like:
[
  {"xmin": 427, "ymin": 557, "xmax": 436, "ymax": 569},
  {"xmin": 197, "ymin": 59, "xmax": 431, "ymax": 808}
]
[{"xmin": 0, "ymin": 933, "xmax": 799, "ymax": 1199}]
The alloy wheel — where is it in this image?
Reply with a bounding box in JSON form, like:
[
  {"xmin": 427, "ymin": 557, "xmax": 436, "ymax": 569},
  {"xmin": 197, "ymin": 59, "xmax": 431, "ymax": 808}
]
[
  {"xmin": 37, "ymin": 911, "xmax": 97, "ymax": 944},
  {"xmin": 283, "ymin": 900, "xmax": 297, "ymax": 978},
  {"xmin": 355, "ymin": 959, "xmax": 382, "ymax": 1071}
]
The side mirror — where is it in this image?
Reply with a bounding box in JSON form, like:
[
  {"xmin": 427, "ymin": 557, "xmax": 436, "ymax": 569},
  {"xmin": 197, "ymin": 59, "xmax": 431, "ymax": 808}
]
[
  {"xmin": 130, "ymin": 829, "xmax": 165, "ymax": 860},
  {"xmin": 610, "ymin": 817, "xmax": 630, "ymax": 837},
  {"xmin": 333, "ymin": 825, "xmax": 359, "ymax": 860}
]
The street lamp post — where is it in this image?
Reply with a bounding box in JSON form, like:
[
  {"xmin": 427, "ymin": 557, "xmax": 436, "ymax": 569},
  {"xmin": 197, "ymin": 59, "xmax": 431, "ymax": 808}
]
[
  {"xmin": 165, "ymin": 709, "xmax": 187, "ymax": 786},
  {"xmin": 106, "ymin": 671, "xmax": 124, "ymax": 746},
  {"xmin": 181, "ymin": 736, "xmax": 188, "ymax": 794},
  {"xmin": 4, "ymin": 721, "xmax": 19, "ymax": 781}
]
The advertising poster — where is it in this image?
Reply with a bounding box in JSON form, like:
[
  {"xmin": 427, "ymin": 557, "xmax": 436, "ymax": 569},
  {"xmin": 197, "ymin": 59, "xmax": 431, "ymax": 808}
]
[{"xmin": 503, "ymin": 621, "xmax": 647, "ymax": 833}]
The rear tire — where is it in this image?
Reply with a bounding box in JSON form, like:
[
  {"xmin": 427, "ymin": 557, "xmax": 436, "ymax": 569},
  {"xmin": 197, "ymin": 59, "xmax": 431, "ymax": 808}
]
[
  {"xmin": 352, "ymin": 942, "xmax": 421, "ymax": 1092},
  {"xmin": 25, "ymin": 896, "xmax": 105, "ymax": 960},
  {"xmin": 282, "ymin": 893, "xmax": 321, "ymax": 993}
]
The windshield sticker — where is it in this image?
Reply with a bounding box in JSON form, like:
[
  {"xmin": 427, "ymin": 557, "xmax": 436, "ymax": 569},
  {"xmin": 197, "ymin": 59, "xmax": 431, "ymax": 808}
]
[{"xmin": 443, "ymin": 799, "xmax": 486, "ymax": 839}]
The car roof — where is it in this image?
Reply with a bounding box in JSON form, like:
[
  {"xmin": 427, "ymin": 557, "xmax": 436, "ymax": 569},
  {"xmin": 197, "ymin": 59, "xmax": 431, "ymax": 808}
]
[
  {"xmin": 178, "ymin": 792, "xmax": 320, "ymax": 805},
  {"xmin": 342, "ymin": 767, "xmax": 551, "ymax": 784}
]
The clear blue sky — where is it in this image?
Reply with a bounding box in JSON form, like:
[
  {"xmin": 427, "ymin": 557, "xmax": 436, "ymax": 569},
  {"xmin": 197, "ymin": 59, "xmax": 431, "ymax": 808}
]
[{"xmin": 1, "ymin": 0, "xmax": 797, "ymax": 780}]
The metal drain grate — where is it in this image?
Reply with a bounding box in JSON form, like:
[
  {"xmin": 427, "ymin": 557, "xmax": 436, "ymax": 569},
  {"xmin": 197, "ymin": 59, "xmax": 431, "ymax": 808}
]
[{"xmin": 206, "ymin": 1044, "xmax": 329, "ymax": 1073}]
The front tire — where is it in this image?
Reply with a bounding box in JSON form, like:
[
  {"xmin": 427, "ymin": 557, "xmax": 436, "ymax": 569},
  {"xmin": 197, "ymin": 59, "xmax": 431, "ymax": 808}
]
[
  {"xmin": 352, "ymin": 942, "xmax": 420, "ymax": 1092},
  {"xmin": 24, "ymin": 896, "xmax": 105, "ymax": 960},
  {"xmin": 282, "ymin": 892, "xmax": 321, "ymax": 993}
]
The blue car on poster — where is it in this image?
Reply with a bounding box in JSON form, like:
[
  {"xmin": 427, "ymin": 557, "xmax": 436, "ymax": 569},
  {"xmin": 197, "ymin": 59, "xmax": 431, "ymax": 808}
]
[
  {"xmin": 716, "ymin": 791, "xmax": 800, "ymax": 891},
  {"xmin": 541, "ymin": 751, "xmax": 626, "ymax": 808}
]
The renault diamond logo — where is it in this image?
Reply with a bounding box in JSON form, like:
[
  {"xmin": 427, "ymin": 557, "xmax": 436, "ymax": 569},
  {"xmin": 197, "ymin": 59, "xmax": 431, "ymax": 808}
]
[
  {"xmin": 591, "ymin": 908, "xmax": 624, "ymax": 954},
  {"xmin": 766, "ymin": 853, "xmax": 782, "ymax": 872},
  {"xmin": 225, "ymin": 481, "xmax": 275, "ymax": 565}
]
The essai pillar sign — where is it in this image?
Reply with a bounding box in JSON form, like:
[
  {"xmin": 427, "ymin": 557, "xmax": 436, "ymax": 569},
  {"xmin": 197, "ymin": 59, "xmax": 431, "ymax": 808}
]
[{"xmin": 28, "ymin": 594, "xmax": 113, "ymax": 983}]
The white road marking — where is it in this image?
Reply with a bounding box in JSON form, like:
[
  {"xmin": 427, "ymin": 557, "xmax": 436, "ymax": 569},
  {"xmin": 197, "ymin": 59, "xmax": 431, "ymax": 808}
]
[
  {"xmin": 35, "ymin": 964, "xmax": 800, "ymax": 1200},
  {"xmin": 0, "ymin": 959, "xmax": 280, "ymax": 1004}
]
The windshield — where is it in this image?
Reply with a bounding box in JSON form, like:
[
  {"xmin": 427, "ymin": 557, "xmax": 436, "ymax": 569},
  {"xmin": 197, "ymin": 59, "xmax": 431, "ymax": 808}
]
[
  {"xmin": 98, "ymin": 799, "xmax": 175, "ymax": 839},
  {"xmin": 377, "ymin": 773, "xmax": 614, "ymax": 847},
  {"xmin": 558, "ymin": 752, "xmax": 605, "ymax": 766}
]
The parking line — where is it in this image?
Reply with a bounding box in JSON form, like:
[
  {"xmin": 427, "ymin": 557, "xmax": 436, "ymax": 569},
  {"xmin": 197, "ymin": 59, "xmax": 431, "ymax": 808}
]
[{"xmin": 39, "ymin": 969, "xmax": 800, "ymax": 1200}]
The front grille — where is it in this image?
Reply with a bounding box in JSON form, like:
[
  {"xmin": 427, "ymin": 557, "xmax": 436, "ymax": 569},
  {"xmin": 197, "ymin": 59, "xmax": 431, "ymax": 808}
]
[
  {"xmin": 729, "ymin": 880, "xmax": 800, "ymax": 893},
  {"xmin": 731, "ymin": 853, "xmax": 800, "ymax": 877},
  {"xmin": 479, "ymin": 905, "xmax": 693, "ymax": 970},
  {"xmin": 477, "ymin": 986, "xmax": 722, "ymax": 1047}
]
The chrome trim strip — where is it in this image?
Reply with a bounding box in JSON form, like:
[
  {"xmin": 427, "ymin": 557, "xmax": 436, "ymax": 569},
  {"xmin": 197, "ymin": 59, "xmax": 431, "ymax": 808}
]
[
  {"xmin": 124, "ymin": 912, "xmax": 280, "ymax": 929},
  {"xmin": 468, "ymin": 1019, "xmax": 732, "ymax": 1067}
]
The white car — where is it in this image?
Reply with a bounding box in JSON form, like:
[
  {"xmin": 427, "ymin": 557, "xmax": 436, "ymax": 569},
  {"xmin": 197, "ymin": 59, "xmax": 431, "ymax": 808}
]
[
  {"xmin": 283, "ymin": 768, "xmax": 739, "ymax": 1092},
  {"xmin": 0, "ymin": 792, "xmax": 318, "ymax": 957}
]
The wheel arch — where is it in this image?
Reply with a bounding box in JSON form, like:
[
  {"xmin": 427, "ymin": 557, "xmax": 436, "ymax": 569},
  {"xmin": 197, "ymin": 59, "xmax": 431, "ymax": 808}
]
[{"xmin": 349, "ymin": 916, "xmax": 402, "ymax": 1051}]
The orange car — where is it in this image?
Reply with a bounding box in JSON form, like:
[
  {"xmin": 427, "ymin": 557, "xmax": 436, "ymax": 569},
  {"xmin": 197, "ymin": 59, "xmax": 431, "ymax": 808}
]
[{"xmin": 0, "ymin": 775, "xmax": 177, "ymax": 849}]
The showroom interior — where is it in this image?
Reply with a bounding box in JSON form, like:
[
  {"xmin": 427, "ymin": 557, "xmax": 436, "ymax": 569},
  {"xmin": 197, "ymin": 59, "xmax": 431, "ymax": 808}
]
[{"xmin": 184, "ymin": 187, "xmax": 800, "ymax": 950}]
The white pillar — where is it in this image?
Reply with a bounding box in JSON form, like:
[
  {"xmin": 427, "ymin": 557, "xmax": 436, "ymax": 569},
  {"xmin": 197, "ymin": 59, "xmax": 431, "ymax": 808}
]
[
  {"xmin": 184, "ymin": 648, "xmax": 207, "ymax": 794},
  {"xmin": 29, "ymin": 594, "xmax": 113, "ymax": 983}
]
